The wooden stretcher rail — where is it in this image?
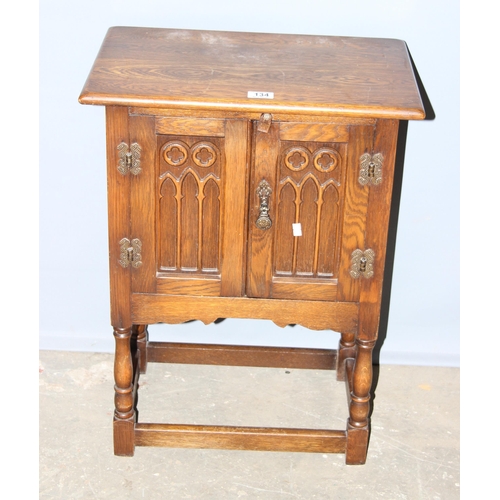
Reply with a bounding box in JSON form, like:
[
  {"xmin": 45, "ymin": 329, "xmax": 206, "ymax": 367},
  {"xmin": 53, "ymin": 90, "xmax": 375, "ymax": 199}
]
[
  {"xmin": 135, "ymin": 423, "xmax": 347, "ymax": 453},
  {"xmin": 146, "ymin": 342, "xmax": 338, "ymax": 370}
]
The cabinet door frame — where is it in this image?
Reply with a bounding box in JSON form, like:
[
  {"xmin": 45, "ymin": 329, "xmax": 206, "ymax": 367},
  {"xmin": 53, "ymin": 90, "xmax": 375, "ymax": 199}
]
[
  {"xmin": 128, "ymin": 112, "xmax": 250, "ymax": 298},
  {"xmin": 246, "ymin": 118, "xmax": 376, "ymax": 303}
]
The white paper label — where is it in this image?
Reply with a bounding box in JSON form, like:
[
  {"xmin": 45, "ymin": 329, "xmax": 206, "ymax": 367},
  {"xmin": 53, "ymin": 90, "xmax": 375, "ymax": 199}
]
[
  {"xmin": 292, "ymin": 223, "xmax": 302, "ymax": 237},
  {"xmin": 247, "ymin": 91, "xmax": 274, "ymax": 99}
]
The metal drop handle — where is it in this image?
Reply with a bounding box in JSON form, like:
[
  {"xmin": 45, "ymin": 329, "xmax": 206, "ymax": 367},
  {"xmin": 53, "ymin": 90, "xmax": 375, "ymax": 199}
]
[{"xmin": 255, "ymin": 179, "xmax": 272, "ymax": 230}]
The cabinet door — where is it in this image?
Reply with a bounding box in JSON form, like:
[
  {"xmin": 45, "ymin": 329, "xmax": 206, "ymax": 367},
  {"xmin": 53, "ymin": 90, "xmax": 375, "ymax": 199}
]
[
  {"xmin": 129, "ymin": 114, "xmax": 249, "ymax": 297},
  {"xmin": 246, "ymin": 119, "xmax": 374, "ymax": 302}
]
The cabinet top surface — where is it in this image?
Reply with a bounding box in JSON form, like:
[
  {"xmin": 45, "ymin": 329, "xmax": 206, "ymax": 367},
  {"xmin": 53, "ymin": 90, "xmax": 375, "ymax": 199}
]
[{"xmin": 79, "ymin": 26, "xmax": 425, "ymax": 120}]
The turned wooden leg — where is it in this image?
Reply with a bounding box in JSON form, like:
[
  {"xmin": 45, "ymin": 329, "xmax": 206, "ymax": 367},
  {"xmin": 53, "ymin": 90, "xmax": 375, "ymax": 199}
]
[
  {"xmin": 133, "ymin": 324, "xmax": 149, "ymax": 374},
  {"xmin": 113, "ymin": 326, "xmax": 135, "ymax": 456},
  {"xmin": 336, "ymin": 331, "xmax": 356, "ymax": 381},
  {"xmin": 346, "ymin": 338, "xmax": 376, "ymax": 465}
]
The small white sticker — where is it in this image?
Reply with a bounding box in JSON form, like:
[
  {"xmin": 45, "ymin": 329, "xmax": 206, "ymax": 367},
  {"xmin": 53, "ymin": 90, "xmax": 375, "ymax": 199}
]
[
  {"xmin": 247, "ymin": 91, "xmax": 274, "ymax": 99},
  {"xmin": 292, "ymin": 223, "xmax": 302, "ymax": 237}
]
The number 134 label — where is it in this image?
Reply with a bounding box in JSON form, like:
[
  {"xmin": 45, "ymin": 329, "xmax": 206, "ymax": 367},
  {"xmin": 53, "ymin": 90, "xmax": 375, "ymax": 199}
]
[{"xmin": 247, "ymin": 91, "xmax": 274, "ymax": 99}]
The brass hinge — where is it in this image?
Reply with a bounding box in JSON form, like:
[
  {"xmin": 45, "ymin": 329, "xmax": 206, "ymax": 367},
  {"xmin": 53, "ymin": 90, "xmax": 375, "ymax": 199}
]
[
  {"xmin": 119, "ymin": 238, "xmax": 143, "ymax": 268},
  {"xmin": 350, "ymin": 249, "xmax": 375, "ymax": 279},
  {"xmin": 117, "ymin": 142, "xmax": 142, "ymax": 175},
  {"xmin": 359, "ymin": 153, "xmax": 383, "ymax": 186}
]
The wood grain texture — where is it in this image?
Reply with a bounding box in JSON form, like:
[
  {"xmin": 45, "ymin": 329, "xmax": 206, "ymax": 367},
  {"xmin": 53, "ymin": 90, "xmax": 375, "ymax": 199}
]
[
  {"xmin": 106, "ymin": 106, "xmax": 132, "ymax": 327},
  {"xmin": 156, "ymin": 276, "xmax": 221, "ymax": 296},
  {"xmin": 112, "ymin": 327, "xmax": 136, "ymax": 456},
  {"xmin": 79, "ymin": 27, "xmax": 425, "ymax": 120},
  {"xmin": 358, "ymin": 119, "xmax": 399, "ymax": 341},
  {"xmin": 245, "ymin": 122, "xmax": 280, "ymax": 298},
  {"xmin": 113, "ymin": 418, "xmax": 135, "ymax": 456},
  {"xmin": 155, "ymin": 116, "xmax": 225, "ymax": 136},
  {"xmin": 270, "ymin": 279, "xmax": 337, "ymax": 301},
  {"xmin": 345, "ymin": 424, "xmax": 370, "ymax": 465},
  {"xmin": 146, "ymin": 342, "xmax": 337, "ymax": 370},
  {"xmin": 279, "ymin": 122, "xmax": 349, "ymax": 142},
  {"xmin": 220, "ymin": 119, "xmax": 249, "ymax": 296},
  {"xmin": 273, "ymin": 139, "xmax": 346, "ymax": 284},
  {"xmin": 157, "ymin": 133, "xmax": 224, "ymax": 273},
  {"xmin": 336, "ymin": 124, "xmax": 374, "ymax": 302},
  {"xmin": 133, "ymin": 324, "xmax": 148, "ymax": 374},
  {"xmin": 135, "ymin": 423, "xmax": 346, "ymax": 453},
  {"xmin": 131, "ymin": 294, "xmax": 359, "ymax": 333},
  {"xmin": 132, "ymin": 106, "xmax": 377, "ymax": 125},
  {"xmin": 130, "ymin": 114, "xmax": 157, "ymax": 293},
  {"xmin": 348, "ymin": 339, "xmax": 377, "ymax": 430},
  {"xmin": 336, "ymin": 332, "xmax": 356, "ymax": 382}
]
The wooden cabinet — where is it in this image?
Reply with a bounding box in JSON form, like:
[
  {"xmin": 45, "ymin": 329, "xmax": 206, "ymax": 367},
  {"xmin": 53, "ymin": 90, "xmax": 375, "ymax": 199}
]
[{"xmin": 79, "ymin": 27, "xmax": 425, "ymax": 464}]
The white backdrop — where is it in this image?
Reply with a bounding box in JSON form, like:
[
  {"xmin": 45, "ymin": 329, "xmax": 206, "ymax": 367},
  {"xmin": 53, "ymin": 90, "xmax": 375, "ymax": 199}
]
[{"xmin": 39, "ymin": 0, "xmax": 459, "ymax": 366}]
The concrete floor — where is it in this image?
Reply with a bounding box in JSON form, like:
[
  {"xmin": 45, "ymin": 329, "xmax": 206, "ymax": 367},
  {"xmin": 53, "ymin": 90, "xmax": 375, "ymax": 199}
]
[{"xmin": 39, "ymin": 350, "xmax": 459, "ymax": 499}]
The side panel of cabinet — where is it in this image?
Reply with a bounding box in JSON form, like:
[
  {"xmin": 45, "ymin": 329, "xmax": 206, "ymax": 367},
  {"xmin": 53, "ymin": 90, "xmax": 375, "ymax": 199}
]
[
  {"xmin": 247, "ymin": 120, "xmax": 373, "ymax": 302},
  {"xmin": 129, "ymin": 114, "xmax": 249, "ymax": 298},
  {"xmin": 357, "ymin": 119, "xmax": 399, "ymax": 340}
]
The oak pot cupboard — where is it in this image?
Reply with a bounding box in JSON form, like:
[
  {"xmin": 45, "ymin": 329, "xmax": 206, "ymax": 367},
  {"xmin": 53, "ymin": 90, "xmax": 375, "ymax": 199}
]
[{"xmin": 79, "ymin": 26, "xmax": 425, "ymax": 464}]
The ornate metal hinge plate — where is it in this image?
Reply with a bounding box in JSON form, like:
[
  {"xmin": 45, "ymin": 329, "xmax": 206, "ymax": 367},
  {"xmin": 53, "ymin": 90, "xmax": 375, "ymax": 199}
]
[
  {"xmin": 117, "ymin": 142, "xmax": 142, "ymax": 175},
  {"xmin": 119, "ymin": 238, "xmax": 143, "ymax": 268},
  {"xmin": 255, "ymin": 179, "xmax": 272, "ymax": 230},
  {"xmin": 350, "ymin": 249, "xmax": 375, "ymax": 279},
  {"xmin": 359, "ymin": 153, "xmax": 383, "ymax": 186}
]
